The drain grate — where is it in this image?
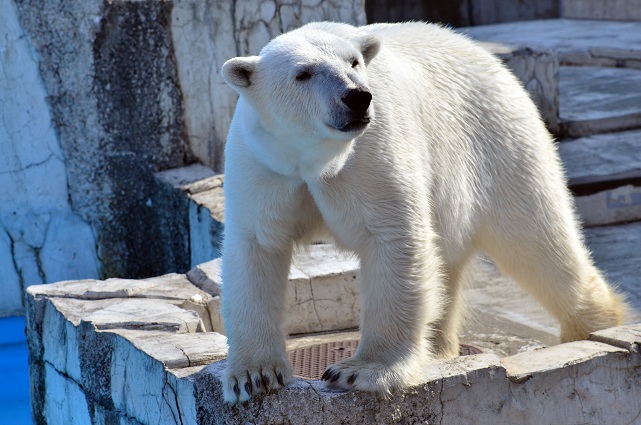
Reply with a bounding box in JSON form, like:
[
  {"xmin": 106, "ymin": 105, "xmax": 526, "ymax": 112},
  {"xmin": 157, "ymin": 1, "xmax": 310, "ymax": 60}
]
[{"xmin": 287, "ymin": 340, "xmax": 482, "ymax": 380}]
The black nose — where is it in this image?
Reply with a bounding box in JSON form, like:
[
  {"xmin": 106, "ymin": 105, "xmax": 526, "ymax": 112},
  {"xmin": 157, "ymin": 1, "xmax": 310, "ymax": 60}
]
[{"xmin": 342, "ymin": 88, "xmax": 372, "ymax": 116}]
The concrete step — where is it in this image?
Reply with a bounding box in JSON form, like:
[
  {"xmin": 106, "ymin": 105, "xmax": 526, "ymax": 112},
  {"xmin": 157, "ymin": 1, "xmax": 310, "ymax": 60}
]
[
  {"xmin": 462, "ymin": 19, "xmax": 641, "ymax": 136},
  {"xmin": 559, "ymin": 66, "xmax": 641, "ymax": 137},
  {"xmin": 558, "ymin": 129, "xmax": 641, "ymax": 226},
  {"xmin": 462, "ymin": 19, "xmax": 641, "ymax": 69}
]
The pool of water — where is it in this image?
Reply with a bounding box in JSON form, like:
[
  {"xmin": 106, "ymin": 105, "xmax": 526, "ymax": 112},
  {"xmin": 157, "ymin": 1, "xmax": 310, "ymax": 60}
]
[{"xmin": 0, "ymin": 316, "xmax": 32, "ymax": 424}]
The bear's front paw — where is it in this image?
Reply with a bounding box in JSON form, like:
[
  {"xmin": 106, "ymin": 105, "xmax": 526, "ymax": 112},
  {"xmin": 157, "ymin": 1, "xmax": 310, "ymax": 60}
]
[
  {"xmin": 321, "ymin": 356, "xmax": 420, "ymax": 395},
  {"xmin": 222, "ymin": 357, "xmax": 293, "ymax": 404}
]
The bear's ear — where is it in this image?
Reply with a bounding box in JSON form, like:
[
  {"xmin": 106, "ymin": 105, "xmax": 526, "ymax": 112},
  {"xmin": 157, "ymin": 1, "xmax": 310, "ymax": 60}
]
[
  {"xmin": 222, "ymin": 56, "xmax": 259, "ymax": 91},
  {"xmin": 353, "ymin": 35, "xmax": 381, "ymax": 65}
]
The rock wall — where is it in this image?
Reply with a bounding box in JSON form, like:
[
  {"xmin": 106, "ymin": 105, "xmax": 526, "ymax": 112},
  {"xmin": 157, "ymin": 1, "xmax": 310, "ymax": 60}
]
[
  {"xmin": 172, "ymin": 0, "xmax": 367, "ymax": 171},
  {"xmin": 1, "ymin": 0, "xmax": 366, "ymax": 317},
  {"xmin": 0, "ymin": 1, "xmax": 100, "ymax": 316}
]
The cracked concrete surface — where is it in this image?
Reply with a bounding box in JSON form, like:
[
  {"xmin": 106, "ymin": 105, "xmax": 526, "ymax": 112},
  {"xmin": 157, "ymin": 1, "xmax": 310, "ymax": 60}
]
[{"xmin": 25, "ymin": 248, "xmax": 641, "ymax": 424}]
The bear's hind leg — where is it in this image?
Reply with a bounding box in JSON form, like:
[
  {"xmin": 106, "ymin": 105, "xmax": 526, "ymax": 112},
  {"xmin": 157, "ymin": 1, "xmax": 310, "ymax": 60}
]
[
  {"xmin": 432, "ymin": 260, "xmax": 475, "ymax": 358},
  {"xmin": 478, "ymin": 201, "xmax": 626, "ymax": 342}
]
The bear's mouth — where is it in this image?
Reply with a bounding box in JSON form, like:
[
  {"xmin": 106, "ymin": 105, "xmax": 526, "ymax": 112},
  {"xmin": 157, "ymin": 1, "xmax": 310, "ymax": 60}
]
[{"xmin": 337, "ymin": 117, "xmax": 370, "ymax": 133}]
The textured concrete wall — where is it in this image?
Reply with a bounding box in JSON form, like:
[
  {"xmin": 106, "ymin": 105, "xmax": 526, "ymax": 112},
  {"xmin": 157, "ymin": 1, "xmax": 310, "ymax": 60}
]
[
  {"xmin": 13, "ymin": 0, "xmax": 191, "ymax": 282},
  {"xmin": 171, "ymin": 0, "xmax": 366, "ymax": 172},
  {"xmin": 0, "ymin": 0, "xmax": 100, "ymax": 316},
  {"xmin": 562, "ymin": 0, "xmax": 641, "ymax": 21},
  {"xmin": 1, "ymin": 0, "xmax": 366, "ymax": 316}
]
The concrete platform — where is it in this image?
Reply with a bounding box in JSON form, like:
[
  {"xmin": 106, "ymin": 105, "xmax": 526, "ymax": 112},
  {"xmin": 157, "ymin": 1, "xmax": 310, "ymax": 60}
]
[
  {"xmin": 559, "ymin": 66, "xmax": 641, "ymax": 137},
  {"xmin": 461, "ymin": 19, "xmax": 641, "ymax": 68},
  {"xmin": 24, "ymin": 219, "xmax": 641, "ymax": 424}
]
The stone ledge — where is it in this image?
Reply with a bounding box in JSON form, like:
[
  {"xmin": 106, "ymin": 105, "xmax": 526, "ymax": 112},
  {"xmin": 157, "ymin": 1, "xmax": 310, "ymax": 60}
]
[
  {"xmin": 558, "ymin": 66, "xmax": 641, "ymax": 137},
  {"xmin": 154, "ymin": 164, "xmax": 225, "ymax": 268},
  {"xmin": 25, "ymin": 261, "xmax": 641, "ymax": 424},
  {"xmin": 558, "ymin": 129, "xmax": 641, "ymax": 226}
]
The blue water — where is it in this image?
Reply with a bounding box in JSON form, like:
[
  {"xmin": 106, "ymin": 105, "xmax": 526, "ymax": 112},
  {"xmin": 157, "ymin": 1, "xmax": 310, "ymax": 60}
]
[{"xmin": 0, "ymin": 316, "xmax": 32, "ymax": 425}]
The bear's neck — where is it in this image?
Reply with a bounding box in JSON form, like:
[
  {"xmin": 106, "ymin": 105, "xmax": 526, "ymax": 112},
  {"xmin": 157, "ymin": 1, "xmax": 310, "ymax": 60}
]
[{"xmin": 238, "ymin": 111, "xmax": 356, "ymax": 181}]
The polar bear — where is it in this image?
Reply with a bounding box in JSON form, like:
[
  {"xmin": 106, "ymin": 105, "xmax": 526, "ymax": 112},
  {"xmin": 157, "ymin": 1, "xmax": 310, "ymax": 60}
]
[{"xmin": 219, "ymin": 21, "xmax": 626, "ymax": 403}]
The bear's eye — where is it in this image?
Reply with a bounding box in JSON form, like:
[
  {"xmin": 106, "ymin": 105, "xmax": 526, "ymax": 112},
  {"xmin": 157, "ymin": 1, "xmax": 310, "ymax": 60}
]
[
  {"xmin": 351, "ymin": 59, "xmax": 359, "ymax": 68},
  {"xmin": 295, "ymin": 71, "xmax": 312, "ymax": 81}
]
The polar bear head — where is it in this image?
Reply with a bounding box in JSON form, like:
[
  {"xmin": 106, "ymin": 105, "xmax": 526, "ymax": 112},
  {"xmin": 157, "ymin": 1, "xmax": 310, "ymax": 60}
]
[{"xmin": 222, "ymin": 25, "xmax": 380, "ymax": 178}]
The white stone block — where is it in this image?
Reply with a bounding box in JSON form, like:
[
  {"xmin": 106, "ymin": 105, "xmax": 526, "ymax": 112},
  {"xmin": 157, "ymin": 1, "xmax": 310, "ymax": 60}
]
[
  {"xmin": 501, "ymin": 340, "xmax": 627, "ymax": 382},
  {"xmin": 590, "ymin": 323, "xmax": 641, "ymax": 352},
  {"xmin": 44, "ymin": 363, "xmax": 92, "ymax": 425},
  {"xmin": 108, "ymin": 329, "xmax": 227, "ymax": 369},
  {"xmin": 195, "ymin": 244, "xmax": 361, "ymax": 335},
  {"xmin": 187, "ymin": 260, "xmax": 222, "ymax": 296},
  {"xmin": 43, "ymin": 300, "xmax": 82, "ymax": 383},
  {"xmin": 165, "ymin": 370, "xmax": 198, "ymax": 425},
  {"xmin": 110, "ymin": 334, "xmax": 196, "ymax": 425},
  {"xmin": 84, "ymin": 299, "xmax": 205, "ymax": 333},
  {"xmin": 289, "ymin": 245, "xmax": 360, "ymax": 334}
]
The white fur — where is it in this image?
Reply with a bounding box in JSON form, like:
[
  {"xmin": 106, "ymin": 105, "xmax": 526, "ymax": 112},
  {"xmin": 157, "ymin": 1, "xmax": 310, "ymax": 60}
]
[{"xmin": 220, "ymin": 22, "xmax": 626, "ymax": 403}]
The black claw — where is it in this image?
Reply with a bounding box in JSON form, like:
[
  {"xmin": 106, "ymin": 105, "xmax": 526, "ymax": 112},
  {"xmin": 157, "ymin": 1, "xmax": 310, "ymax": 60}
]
[
  {"xmin": 245, "ymin": 381, "xmax": 253, "ymax": 395},
  {"xmin": 254, "ymin": 376, "xmax": 262, "ymax": 389},
  {"xmin": 347, "ymin": 374, "xmax": 357, "ymax": 385},
  {"xmin": 262, "ymin": 374, "xmax": 270, "ymax": 388},
  {"xmin": 276, "ymin": 372, "xmax": 284, "ymax": 387},
  {"xmin": 233, "ymin": 382, "xmax": 240, "ymax": 397},
  {"xmin": 330, "ymin": 371, "xmax": 341, "ymax": 383},
  {"xmin": 321, "ymin": 369, "xmax": 331, "ymax": 381}
]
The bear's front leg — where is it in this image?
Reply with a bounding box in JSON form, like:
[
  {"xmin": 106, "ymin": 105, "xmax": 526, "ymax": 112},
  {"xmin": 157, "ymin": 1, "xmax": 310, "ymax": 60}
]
[
  {"xmin": 322, "ymin": 238, "xmax": 444, "ymax": 394},
  {"xmin": 221, "ymin": 238, "xmax": 294, "ymax": 403}
]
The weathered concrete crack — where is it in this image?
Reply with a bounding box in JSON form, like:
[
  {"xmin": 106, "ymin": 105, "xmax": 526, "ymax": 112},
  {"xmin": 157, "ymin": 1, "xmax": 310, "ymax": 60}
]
[
  {"xmin": 438, "ymin": 377, "xmax": 446, "ymax": 425},
  {"xmin": 230, "ymin": 0, "xmax": 241, "ymax": 56},
  {"xmin": 6, "ymin": 230, "xmax": 26, "ymax": 307},
  {"xmin": 164, "ymin": 372, "xmax": 185, "ymax": 425},
  {"xmin": 573, "ymin": 368, "xmax": 586, "ymax": 417},
  {"xmin": 44, "ymin": 359, "xmax": 85, "ymax": 391},
  {"xmin": 0, "ymin": 153, "xmax": 57, "ymax": 175},
  {"xmin": 307, "ymin": 278, "xmax": 324, "ymax": 330},
  {"xmin": 177, "ymin": 345, "xmax": 192, "ymax": 367},
  {"xmin": 628, "ymin": 410, "xmax": 641, "ymax": 425},
  {"xmin": 307, "ymin": 380, "xmax": 327, "ymax": 423},
  {"xmin": 33, "ymin": 246, "xmax": 47, "ymax": 285}
]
